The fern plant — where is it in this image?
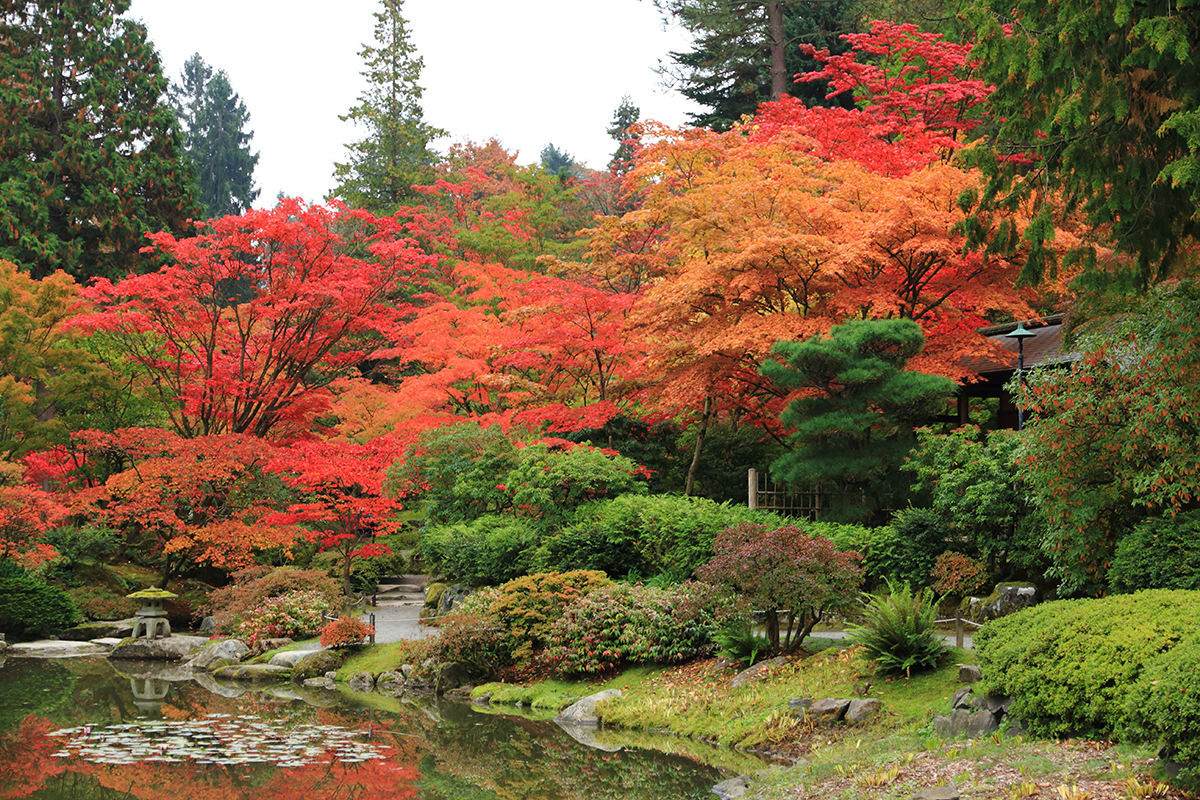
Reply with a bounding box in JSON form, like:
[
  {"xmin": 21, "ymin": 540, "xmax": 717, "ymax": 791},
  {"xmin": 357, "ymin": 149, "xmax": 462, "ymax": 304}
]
[
  {"xmin": 848, "ymin": 581, "xmax": 946, "ymax": 676},
  {"xmin": 713, "ymin": 618, "xmax": 773, "ymax": 667}
]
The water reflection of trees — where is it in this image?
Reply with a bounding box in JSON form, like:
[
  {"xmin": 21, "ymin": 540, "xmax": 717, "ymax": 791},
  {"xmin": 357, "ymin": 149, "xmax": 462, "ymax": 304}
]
[{"xmin": 0, "ymin": 658, "xmax": 735, "ymax": 800}]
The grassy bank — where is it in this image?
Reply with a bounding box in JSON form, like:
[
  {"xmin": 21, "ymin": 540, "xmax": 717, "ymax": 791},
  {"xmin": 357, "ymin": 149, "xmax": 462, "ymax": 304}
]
[{"xmin": 469, "ymin": 642, "xmax": 1181, "ymax": 800}]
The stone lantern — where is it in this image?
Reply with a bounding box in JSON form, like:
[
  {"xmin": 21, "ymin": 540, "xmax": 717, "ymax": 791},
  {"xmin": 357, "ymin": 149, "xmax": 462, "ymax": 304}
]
[{"xmin": 127, "ymin": 588, "xmax": 177, "ymax": 640}]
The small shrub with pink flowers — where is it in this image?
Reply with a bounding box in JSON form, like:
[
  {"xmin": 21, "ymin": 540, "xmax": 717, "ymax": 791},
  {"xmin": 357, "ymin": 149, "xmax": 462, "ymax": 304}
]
[
  {"xmin": 203, "ymin": 566, "xmax": 342, "ymax": 636},
  {"xmin": 547, "ymin": 581, "xmax": 734, "ymax": 675},
  {"xmin": 319, "ymin": 616, "xmax": 375, "ymax": 648},
  {"xmin": 229, "ymin": 589, "xmax": 329, "ymax": 641}
]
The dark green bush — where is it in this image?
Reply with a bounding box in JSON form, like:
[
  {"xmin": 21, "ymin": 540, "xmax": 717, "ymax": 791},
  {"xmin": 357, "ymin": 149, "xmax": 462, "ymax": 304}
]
[
  {"xmin": 420, "ymin": 515, "xmax": 539, "ymax": 586},
  {"xmin": 1109, "ymin": 512, "xmax": 1200, "ymax": 593},
  {"xmin": 976, "ymin": 590, "xmax": 1200, "ymax": 739},
  {"xmin": 538, "ymin": 494, "xmax": 788, "ymax": 582},
  {"xmin": 866, "ymin": 508, "xmax": 949, "ymax": 589},
  {"xmin": 849, "ymin": 581, "xmax": 946, "ymax": 676},
  {"xmin": 0, "ymin": 574, "xmax": 79, "ymax": 640},
  {"xmin": 1123, "ymin": 632, "xmax": 1200, "ymax": 792}
]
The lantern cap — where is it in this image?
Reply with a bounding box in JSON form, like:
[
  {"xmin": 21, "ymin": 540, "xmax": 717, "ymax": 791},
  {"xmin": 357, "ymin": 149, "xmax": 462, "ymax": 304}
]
[
  {"xmin": 127, "ymin": 587, "xmax": 178, "ymax": 600},
  {"xmin": 1006, "ymin": 321, "xmax": 1037, "ymax": 340}
]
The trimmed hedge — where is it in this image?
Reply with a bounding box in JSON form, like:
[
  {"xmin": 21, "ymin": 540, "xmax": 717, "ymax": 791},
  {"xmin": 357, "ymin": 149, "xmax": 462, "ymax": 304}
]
[
  {"xmin": 0, "ymin": 574, "xmax": 79, "ymax": 640},
  {"xmin": 1123, "ymin": 633, "xmax": 1200, "ymax": 792},
  {"xmin": 976, "ymin": 590, "xmax": 1200, "ymax": 739}
]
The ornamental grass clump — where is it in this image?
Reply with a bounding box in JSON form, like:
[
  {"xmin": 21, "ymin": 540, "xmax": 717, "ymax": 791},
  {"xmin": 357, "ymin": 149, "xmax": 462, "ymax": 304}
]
[{"xmin": 849, "ymin": 581, "xmax": 946, "ymax": 676}]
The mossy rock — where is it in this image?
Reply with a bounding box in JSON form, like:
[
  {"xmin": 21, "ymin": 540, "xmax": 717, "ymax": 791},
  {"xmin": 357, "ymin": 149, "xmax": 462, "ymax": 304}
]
[
  {"xmin": 291, "ymin": 650, "xmax": 344, "ymax": 681},
  {"xmin": 212, "ymin": 664, "xmax": 292, "ymax": 682},
  {"xmin": 425, "ymin": 582, "xmax": 448, "ymax": 610}
]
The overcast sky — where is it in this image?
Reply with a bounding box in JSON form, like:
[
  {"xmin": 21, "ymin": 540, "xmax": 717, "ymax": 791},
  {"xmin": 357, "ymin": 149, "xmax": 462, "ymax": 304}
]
[{"xmin": 125, "ymin": 0, "xmax": 702, "ymax": 208}]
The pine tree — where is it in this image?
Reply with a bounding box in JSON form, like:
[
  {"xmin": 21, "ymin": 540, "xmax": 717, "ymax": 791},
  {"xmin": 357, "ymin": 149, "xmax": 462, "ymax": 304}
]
[
  {"xmin": 331, "ymin": 0, "xmax": 446, "ymax": 214},
  {"xmin": 762, "ymin": 319, "xmax": 957, "ymax": 521},
  {"xmin": 0, "ymin": 0, "xmax": 199, "ymax": 281},
  {"xmin": 656, "ymin": 0, "xmax": 858, "ymax": 130},
  {"xmin": 540, "ymin": 143, "xmax": 576, "ymax": 178},
  {"xmin": 607, "ymin": 96, "xmax": 641, "ymax": 175},
  {"xmin": 170, "ymin": 53, "xmax": 260, "ymax": 218}
]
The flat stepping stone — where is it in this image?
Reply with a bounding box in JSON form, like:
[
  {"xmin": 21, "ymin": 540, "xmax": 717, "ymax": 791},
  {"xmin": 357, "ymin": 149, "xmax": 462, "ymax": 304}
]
[{"xmin": 7, "ymin": 640, "xmax": 112, "ymax": 658}]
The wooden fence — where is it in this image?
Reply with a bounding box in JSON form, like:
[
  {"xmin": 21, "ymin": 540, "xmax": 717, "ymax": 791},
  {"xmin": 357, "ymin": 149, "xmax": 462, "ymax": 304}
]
[{"xmin": 747, "ymin": 469, "xmax": 893, "ymax": 521}]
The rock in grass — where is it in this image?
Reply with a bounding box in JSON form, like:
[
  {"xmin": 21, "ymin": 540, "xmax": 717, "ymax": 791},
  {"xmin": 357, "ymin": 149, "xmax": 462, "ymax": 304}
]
[
  {"xmin": 713, "ymin": 775, "xmax": 749, "ymax": 799},
  {"xmin": 846, "ymin": 698, "xmax": 883, "ymax": 723},
  {"xmin": 806, "ymin": 698, "xmax": 851, "ymax": 723},
  {"xmin": 730, "ymin": 656, "xmax": 789, "ymax": 688},
  {"xmin": 347, "ymin": 671, "xmax": 376, "ymax": 691},
  {"xmin": 958, "ymin": 664, "xmax": 983, "ymax": 683},
  {"xmin": 913, "ymin": 786, "xmax": 960, "ymax": 800},
  {"xmin": 554, "ymin": 689, "xmax": 623, "ymax": 727}
]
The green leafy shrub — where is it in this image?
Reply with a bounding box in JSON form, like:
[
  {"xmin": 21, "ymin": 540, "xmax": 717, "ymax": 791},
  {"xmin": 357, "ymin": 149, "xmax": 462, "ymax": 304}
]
[
  {"xmin": 385, "ymin": 422, "xmax": 519, "ymax": 525},
  {"xmin": 349, "ymin": 546, "xmax": 408, "ymax": 594},
  {"xmin": 866, "ymin": 508, "xmax": 948, "ymax": 589},
  {"xmin": 319, "ymin": 616, "xmax": 375, "ymax": 649},
  {"xmin": 1109, "ymin": 512, "xmax": 1200, "ymax": 593},
  {"xmin": 504, "ymin": 443, "xmax": 646, "ymax": 527},
  {"xmin": 849, "ymin": 582, "xmax": 946, "ymax": 676},
  {"xmin": 976, "ymin": 590, "xmax": 1200, "ymax": 738},
  {"xmin": 65, "ymin": 585, "xmax": 138, "ymax": 620},
  {"xmin": 0, "ymin": 573, "xmax": 79, "ymax": 640},
  {"xmin": 420, "ymin": 515, "xmax": 539, "ymax": 585},
  {"xmin": 696, "ymin": 522, "xmax": 863, "ymax": 653},
  {"xmin": 203, "ymin": 566, "xmax": 342, "ymax": 635},
  {"xmin": 539, "ymin": 494, "xmax": 789, "ymax": 581},
  {"xmin": 547, "ymin": 581, "xmax": 730, "ymax": 675},
  {"xmin": 41, "ymin": 525, "xmax": 120, "ymax": 565},
  {"xmin": 1122, "ymin": 632, "xmax": 1200, "ymax": 792},
  {"xmin": 930, "ymin": 551, "xmax": 990, "ymax": 597}
]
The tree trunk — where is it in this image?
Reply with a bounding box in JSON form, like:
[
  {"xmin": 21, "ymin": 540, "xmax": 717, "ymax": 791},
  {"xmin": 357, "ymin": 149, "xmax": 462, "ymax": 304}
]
[
  {"xmin": 685, "ymin": 396, "xmax": 715, "ymax": 496},
  {"xmin": 767, "ymin": 1, "xmax": 788, "ymax": 100}
]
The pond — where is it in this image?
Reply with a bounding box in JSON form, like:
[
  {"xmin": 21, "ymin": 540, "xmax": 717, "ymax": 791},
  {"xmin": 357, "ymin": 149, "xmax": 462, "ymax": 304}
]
[{"xmin": 0, "ymin": 655, "xmax": 772, "ymax": 799}]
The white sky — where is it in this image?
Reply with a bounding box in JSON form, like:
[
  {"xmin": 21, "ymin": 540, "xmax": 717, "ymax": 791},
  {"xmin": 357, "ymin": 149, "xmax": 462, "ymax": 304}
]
[{"xmin": 125, "ymin": 0, "xmax": 702, "ymax": 208}]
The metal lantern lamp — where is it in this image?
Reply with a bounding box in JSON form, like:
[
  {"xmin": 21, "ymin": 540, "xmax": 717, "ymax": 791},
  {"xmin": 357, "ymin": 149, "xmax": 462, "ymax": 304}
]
[{"xmin": 1005, "ymin": 321, "xmax": 1037, "ymax": 430}]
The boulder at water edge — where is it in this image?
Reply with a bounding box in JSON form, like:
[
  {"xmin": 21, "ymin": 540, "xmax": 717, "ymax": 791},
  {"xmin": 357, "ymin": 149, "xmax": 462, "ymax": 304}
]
[
  {"xmin": 109, "ymin": 634, "xmax": 208, "ymax": 661},
  {"xmin": 554, "ymin": 689, "xmax": 623, "ymax": 727},
  {"xmin": 291, "ymin": 650, "xmax": 344, "ymax": 681},
  {"xmin": 187, "ymin": 639, "xmax": 250, "ymax": 671},
  {"xmin": 212, "ymin": 664, "xmax": 292, "ymax": 682}
]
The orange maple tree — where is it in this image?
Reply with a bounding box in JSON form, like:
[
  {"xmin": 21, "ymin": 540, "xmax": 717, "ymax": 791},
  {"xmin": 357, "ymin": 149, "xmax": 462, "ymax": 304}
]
[{"xmin": 69, "ymin": 428, "xmax": 295, "ymax": 587}]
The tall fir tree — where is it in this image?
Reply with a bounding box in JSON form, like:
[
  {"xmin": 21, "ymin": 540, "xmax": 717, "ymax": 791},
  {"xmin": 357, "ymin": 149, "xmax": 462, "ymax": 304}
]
[
  {"xmin": 656, "ymin": 0, "xmax": 858, "ymax": 130},
  {"xmin": 170, "ymin": 53, "xmax": 260, "ymax": 218},
  {"xmin": 0, "ymin": 0, "xmax": 199, "ymax": 281},
  {"xmin": 607, "ymin": 95, "xmax": 641, "ymax": 175},
  {"xmin": 331, "ymin": 0, "xmax": 445, "ymax": 214}
]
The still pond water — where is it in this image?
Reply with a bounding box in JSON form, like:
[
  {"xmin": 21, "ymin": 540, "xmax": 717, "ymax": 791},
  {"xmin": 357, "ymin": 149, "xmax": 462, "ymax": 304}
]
[{"xmin": 0, "ymin": 655, "xmax": 771, "ymax": 799}]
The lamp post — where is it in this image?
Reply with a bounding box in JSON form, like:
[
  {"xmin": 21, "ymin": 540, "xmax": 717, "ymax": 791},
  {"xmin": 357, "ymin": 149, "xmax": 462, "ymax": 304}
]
[{"xmin": 1006, "ymin": 321, "xmax": 1036, "ymax": 430}]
